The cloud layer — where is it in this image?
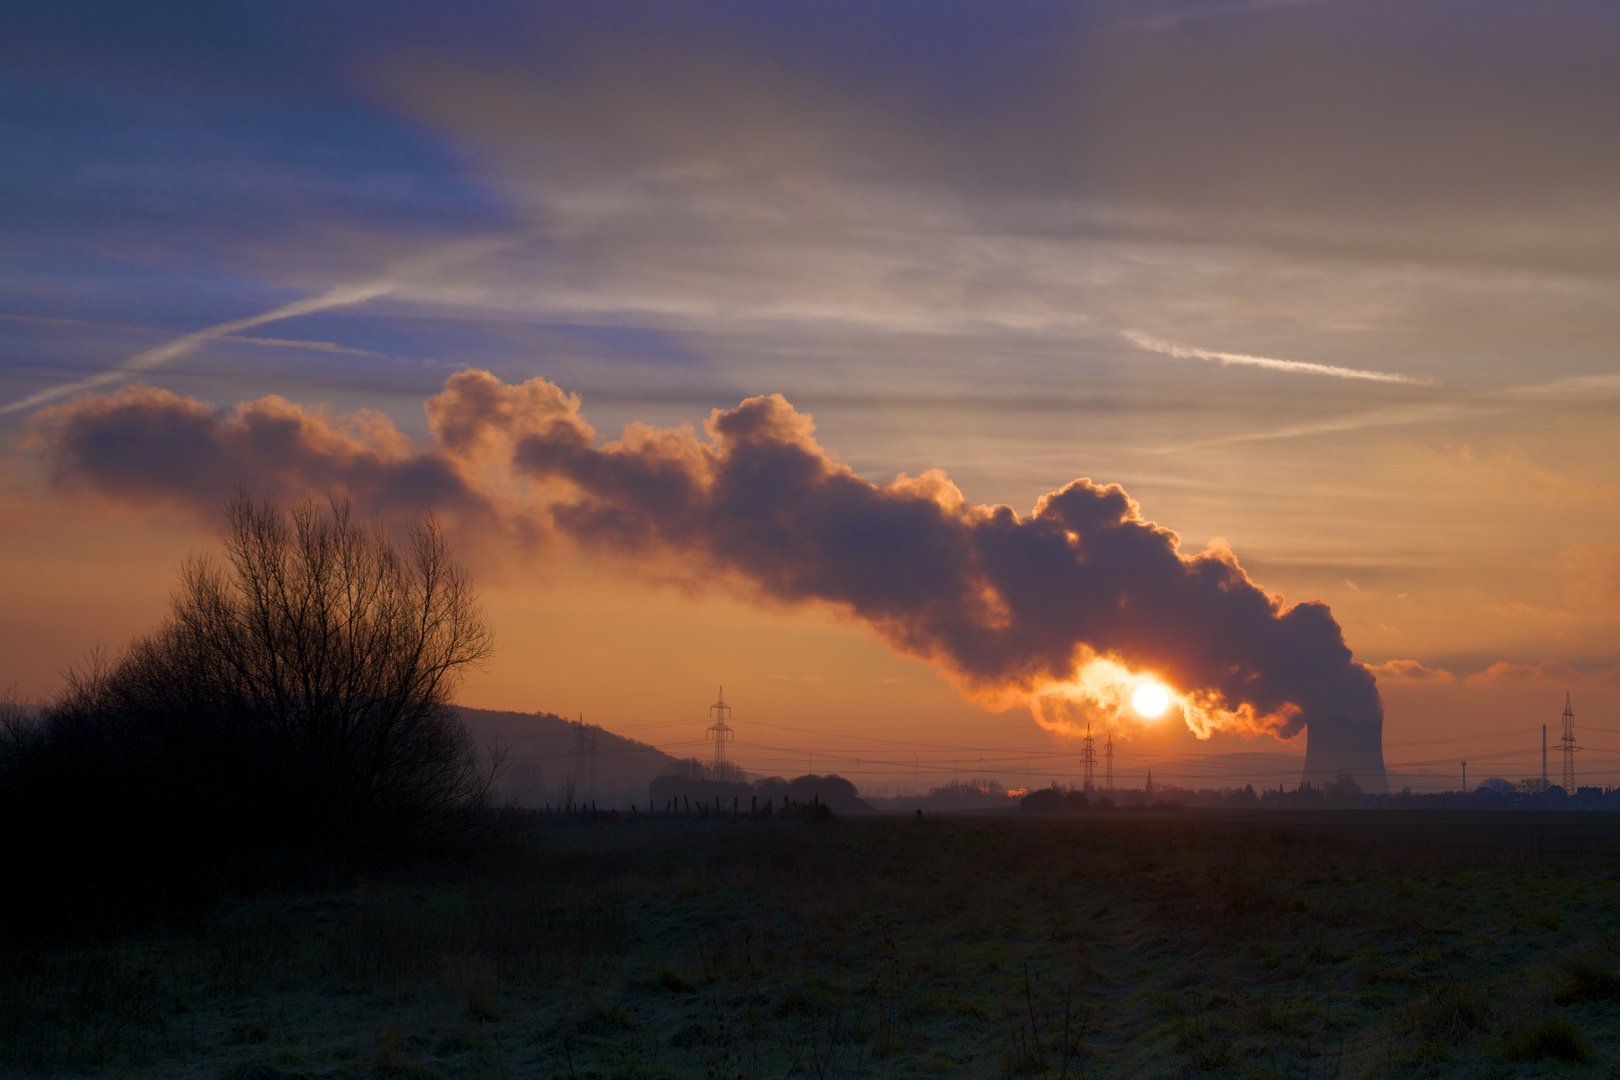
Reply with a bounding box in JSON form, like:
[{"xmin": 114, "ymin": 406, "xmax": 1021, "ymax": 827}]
[{"xmin": 31, "ymin": 373, "xmax": 1381, "ymax": 740}]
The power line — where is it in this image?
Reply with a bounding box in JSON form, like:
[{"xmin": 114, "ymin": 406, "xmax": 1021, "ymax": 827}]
[{"xmin": 506, "ymin": 686, "xmax": 1617, "ymax": 794}]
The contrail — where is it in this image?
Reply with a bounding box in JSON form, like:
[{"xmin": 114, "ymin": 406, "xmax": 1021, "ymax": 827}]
[
  {"xmin": 1150, "ymin": 402, "xmax": 1496, "ymax": 452},
  {"xmin": 1495, "ymin": 373, "xmax": 1620, "ymax": 400},
  {"xmin": 0, "ymin": 280, "xmax": 393, "ymax": 415},
  {"xmin": 1119, "ymin": 0, "xmax": 1330, "ymax": 34},
  {"xmin": 1123, "ymin": 331, "xmax": 1433, "ymax": 385}
]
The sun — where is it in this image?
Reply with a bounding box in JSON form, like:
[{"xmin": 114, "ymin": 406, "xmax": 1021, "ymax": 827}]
[{"xmin": 1133, "ymin": 682, "xmax": 1171, "ymax": 717}]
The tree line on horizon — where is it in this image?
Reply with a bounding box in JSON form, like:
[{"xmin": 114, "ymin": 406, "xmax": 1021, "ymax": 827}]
[{"xmin": 646, "ymin": 760, "xmax": 869, "ymax": 813}]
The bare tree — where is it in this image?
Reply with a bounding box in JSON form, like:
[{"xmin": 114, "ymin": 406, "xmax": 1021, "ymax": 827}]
[
  {"xmin": 33, "ymin": 494, "xmax": 496, "ymax": 848},
  {"xmin": 0, "ymin": 683, "xmax": 31, "ymax": 749},
  {"xmin": 174, "ymin": 495, "xmax": 493, "ymax": 833}
]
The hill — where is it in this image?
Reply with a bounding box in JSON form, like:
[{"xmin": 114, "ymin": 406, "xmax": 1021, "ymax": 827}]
[{"xmin": 456, "ymin": 707, "xmax": 683, "ymax": 809}]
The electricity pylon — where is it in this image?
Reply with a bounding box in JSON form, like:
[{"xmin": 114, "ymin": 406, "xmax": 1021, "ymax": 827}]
[
  {"xmin": 707, "ymin": 687, "xmax": 734, "ymax": 776},
  {"xmin": 1562, "ymin": 692, "xmax": 1577, "ymax": 793},
  {"xmin": 1081, "ymin": 723, "xmax": 1095, "ymax": 794}
]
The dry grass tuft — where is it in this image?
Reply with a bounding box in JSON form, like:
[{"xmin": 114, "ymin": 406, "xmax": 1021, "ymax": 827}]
[
  {"xmin": 1398, "ymin": 982, "xmax": 1495, "ymax": 1046},
  {"xmin": 441, "ymin": 953, "xmax": 502, "ymax": 1020},
  {"xmin": 1501, "ymin": 1016, "xmax": 1590, "ymax": 1063},
  {"xmin": 1555, "ymin": 953, "xmax": 1620, "ymax": 1003}
]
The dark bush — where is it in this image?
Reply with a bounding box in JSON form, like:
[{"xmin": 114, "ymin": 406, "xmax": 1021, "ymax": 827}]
[
  {"xmin": 1063, "ymin": 790, "xmax": 1089, "ymax": 810},
  {"xmin": 757, "ymin": 773, "xmax": 866, "ymax": 811},
  {"xmin": 1021, "ymin": 787, "xmax": 1064, "ymax": 812},
  {"xmin": 0, "ymin": 496, "xmax": 494, "ymax": 927}
]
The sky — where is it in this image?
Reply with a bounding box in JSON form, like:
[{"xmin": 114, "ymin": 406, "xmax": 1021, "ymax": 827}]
[{"xmin": 3, "ymin": 1, "xmax": 1619, "ymax": 793}]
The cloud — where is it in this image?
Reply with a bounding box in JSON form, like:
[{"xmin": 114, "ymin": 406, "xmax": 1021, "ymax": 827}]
[
  {"xmin": 1158, "ymin": 402, "xmax": 1491, "ymax": 451},
  {"xmin": 30, "ymin": 372, "xmax": 1383, "ymax": 744},
  {"xmin": 1562, "ymin": 544, "xmax": 1620, "ymax": 609},
  {"xmin": 1370, "ymin": 659, "xmax": 1454, "ymax": 682},
  {"xmin": 1464, "ymin": 660, "xmax": 1620, "ymax": 689},
  {"xmin": 221, "ymin": 336, "xmax": 392, "ymax": 359},
  {"xmin": 1123, "ymin": 331, "xmax": 1433, "ymax": 385},
  {"xmin": 1118, "ymin": 0, "xmax": 1331, "ymax": 34},
  {"xmin": 1497, "ymin": 374, "xmax": 1620, "ymax": 402}
]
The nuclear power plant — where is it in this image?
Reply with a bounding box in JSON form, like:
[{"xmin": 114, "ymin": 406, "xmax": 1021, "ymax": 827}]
[{"xmin": 1301, "ymin": 712, "xmax": 1389, "ymax": 794}]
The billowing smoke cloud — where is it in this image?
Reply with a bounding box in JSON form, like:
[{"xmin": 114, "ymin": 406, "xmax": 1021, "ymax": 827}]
[
  {"xmin": 28, "ymin": 372, "xmax": 1382, "ymax": 741},
  {"xmin": 28, "ymin": 384, "xmax": 509, "ymax": 538}
]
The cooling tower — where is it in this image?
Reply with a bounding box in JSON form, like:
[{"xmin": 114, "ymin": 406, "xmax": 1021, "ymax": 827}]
[{"xmin": 1300, "ymin": 713, "xmax": 1388, "ymax": 794}]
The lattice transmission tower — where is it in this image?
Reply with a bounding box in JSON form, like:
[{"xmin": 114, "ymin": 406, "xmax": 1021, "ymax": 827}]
[
  {"xmin": 1081, "ymin": 723, "xmax": 1095, "ymax": 794},
  {"xmin": 1105, "ymin": 731, "xmax": 1114, "ymax": 792},
  {"xmin": 707, "ymin": 687, "xmax": 735, "ymax": 777},
  {"xmin": 1562, "ymin": 692, "xmax": 1577, "ymax": 793}
]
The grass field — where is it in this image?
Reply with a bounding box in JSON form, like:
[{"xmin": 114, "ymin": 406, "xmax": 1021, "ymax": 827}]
[{"xmin": 5, "ymin": 810, "xmax": 1620, "ymax": 1079}]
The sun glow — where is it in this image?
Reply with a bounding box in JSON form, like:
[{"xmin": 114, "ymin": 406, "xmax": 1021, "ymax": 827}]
[
  {"xmin": 1133, "ymin": 682, "xmax": 1171, "ymax": 717},
  {"xmin": 1022, "ymin": 657, "xmax": 1184, "ymax": 737},
  {"xmin": 1025, "ymin": 657, "xmax": 1288, "ymax": 741}
]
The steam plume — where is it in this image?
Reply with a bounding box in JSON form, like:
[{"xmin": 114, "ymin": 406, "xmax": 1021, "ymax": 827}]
[
  {"xmin": 29, "ymin": 384, "xmax": 502, "ymax": 530},
  {"xmin": 30, "ymin": 371, "xmax": 1383, "ymax": 742}
]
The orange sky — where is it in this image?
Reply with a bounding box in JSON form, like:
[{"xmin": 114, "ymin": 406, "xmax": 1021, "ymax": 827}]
[{"xmin": 5, "ymin": 443, "xmax": 1617, "ymax": 794}]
